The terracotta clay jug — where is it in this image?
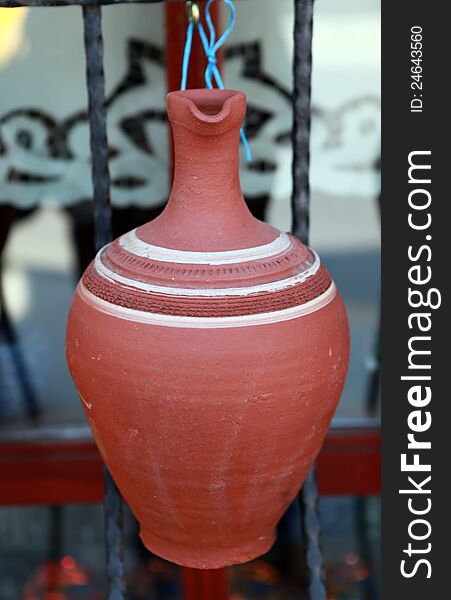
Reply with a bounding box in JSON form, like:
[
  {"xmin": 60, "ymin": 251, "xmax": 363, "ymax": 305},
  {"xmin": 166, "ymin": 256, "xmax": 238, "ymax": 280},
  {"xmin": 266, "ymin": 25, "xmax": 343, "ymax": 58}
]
[{"xmin": 66, "ymin": 89, "xmax": 349, "ymax": 569}]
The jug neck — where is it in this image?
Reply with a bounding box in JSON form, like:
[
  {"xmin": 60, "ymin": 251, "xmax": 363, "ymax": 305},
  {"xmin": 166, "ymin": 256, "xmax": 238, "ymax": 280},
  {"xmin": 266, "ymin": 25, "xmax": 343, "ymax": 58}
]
[
  {"xmin": 168, "ymin": 90, "xmax": 248, "ymax": 219},
  {"xmin": 137, "ymin": 89, "xmax": 277, "ymax": 251}
]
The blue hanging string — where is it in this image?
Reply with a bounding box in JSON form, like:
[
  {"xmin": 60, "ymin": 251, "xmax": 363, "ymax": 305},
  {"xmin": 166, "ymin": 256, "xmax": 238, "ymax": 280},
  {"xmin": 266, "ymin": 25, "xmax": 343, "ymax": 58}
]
[
  {"xmin": 181, "ymin": 20, "xmax": 194, "ymax": 92},
  {"xmin": 181, "ymin": 0, "xmax": 252, "ymax": 162}
]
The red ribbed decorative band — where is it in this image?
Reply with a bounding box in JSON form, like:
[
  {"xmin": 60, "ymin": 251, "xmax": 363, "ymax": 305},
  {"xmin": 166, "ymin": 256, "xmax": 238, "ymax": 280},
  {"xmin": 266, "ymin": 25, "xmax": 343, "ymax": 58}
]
[
  {"xmin": 103, "ymin": 236, "xmax": 313, "ymax": 289},
  {"xmin": 82, "ymin": 263, "xmax": 332, "ymax": 318}
]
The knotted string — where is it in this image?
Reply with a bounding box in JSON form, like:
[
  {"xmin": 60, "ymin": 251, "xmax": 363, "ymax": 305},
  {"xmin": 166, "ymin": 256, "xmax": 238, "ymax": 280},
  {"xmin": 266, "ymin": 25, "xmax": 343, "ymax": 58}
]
[{"xmin": 181, "ymin": 0, "xmax": 252, "ymax": 162}]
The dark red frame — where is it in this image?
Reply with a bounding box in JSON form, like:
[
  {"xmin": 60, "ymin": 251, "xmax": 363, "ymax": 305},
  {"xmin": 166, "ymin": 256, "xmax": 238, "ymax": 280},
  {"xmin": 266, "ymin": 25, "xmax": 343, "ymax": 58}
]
[
  {"xmin": 0, "ymin": 420, "xmax": 379, "ymax": 600},
  {"xmin": 0, "ymin": 422, "xmax": 379, "ymax": 600},
  {"xmin": 0, "ymin": 422, "xmax": 380, "ymax": 506}
]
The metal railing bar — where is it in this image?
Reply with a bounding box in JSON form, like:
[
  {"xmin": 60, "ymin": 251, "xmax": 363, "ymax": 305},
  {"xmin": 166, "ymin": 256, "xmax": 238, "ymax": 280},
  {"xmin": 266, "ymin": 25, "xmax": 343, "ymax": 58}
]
[
  {"xmin": 103, "ymin": 467, "xmax": 126, "ymax": 599},
  {"xmin": 83, "ymin": 5, "xmax": 113, "ymax": 250},
  {"xmin": 300, "ymin": 467, "xmax": 327, "ymax": 599},
  {"xmin": 82, "ymin": 5, "xmax": 125, "ymax": 598},
  {"xmin": 291, "ymin": 1, "xmax": 327, "ymax": 599},
  {"xmin": 291, "ymin": 0, "xmax": 314, "ymax": 246},
  {"xmin": 0, "ymin": 0, "xmax": 221, "ymax": 8}
]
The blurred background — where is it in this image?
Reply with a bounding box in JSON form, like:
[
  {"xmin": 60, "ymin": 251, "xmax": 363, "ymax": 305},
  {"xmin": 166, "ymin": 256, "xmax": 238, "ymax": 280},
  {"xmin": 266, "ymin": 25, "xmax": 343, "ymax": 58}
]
[{"xmin": 0, "ymin": 0, "xmax": 380, "ymax": 598}]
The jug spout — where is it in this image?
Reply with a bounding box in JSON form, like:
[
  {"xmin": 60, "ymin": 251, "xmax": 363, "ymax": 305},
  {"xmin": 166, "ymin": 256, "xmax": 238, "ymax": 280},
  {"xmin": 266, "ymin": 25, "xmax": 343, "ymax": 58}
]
[{"xmin": 167, "ymin": 89, "xmax": 246, "ymax": 135}]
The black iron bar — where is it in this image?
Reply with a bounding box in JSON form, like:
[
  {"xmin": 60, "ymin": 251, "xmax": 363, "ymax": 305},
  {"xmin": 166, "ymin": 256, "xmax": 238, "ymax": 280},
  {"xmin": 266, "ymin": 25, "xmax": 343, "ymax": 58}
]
[
  {"xmin": 300, "ymin": 469, "xmax": 327, "ymax": 600},
  {"xmin": 83, "ymin": 4, "xmax": 113, "ymax": 250},
  {"xmin": 292, "ymin": 1, "xmax": 327, "ymax": 599},
  {"xmin": 104, "ymin": 467, "xmax": 126, "ymax": 599},
  {"xmin": 1, "ymin": 0, "xmax": 195, "ymax": 8},
  {"xmin": 82, "ymin": 6, "xmax": 125, "ymax": 599},
  {"xmin": 291, "ymin": 0, "xmax": 314, "ymax": 245}
]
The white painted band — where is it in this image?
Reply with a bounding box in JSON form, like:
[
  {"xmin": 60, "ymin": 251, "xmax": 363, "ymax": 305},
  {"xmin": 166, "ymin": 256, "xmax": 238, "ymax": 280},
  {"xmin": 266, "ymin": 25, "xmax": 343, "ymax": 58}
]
[
  {"xmin": 95, "ymin": 251, "xmax": 320, "ymax": 297},
  {"xmin": 119, "ymin": 230, "xmax": 292, "ymax": 265},
  {"xmin": 79, "ymin": 282, "xmax": 336, "ymax": 329}
]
